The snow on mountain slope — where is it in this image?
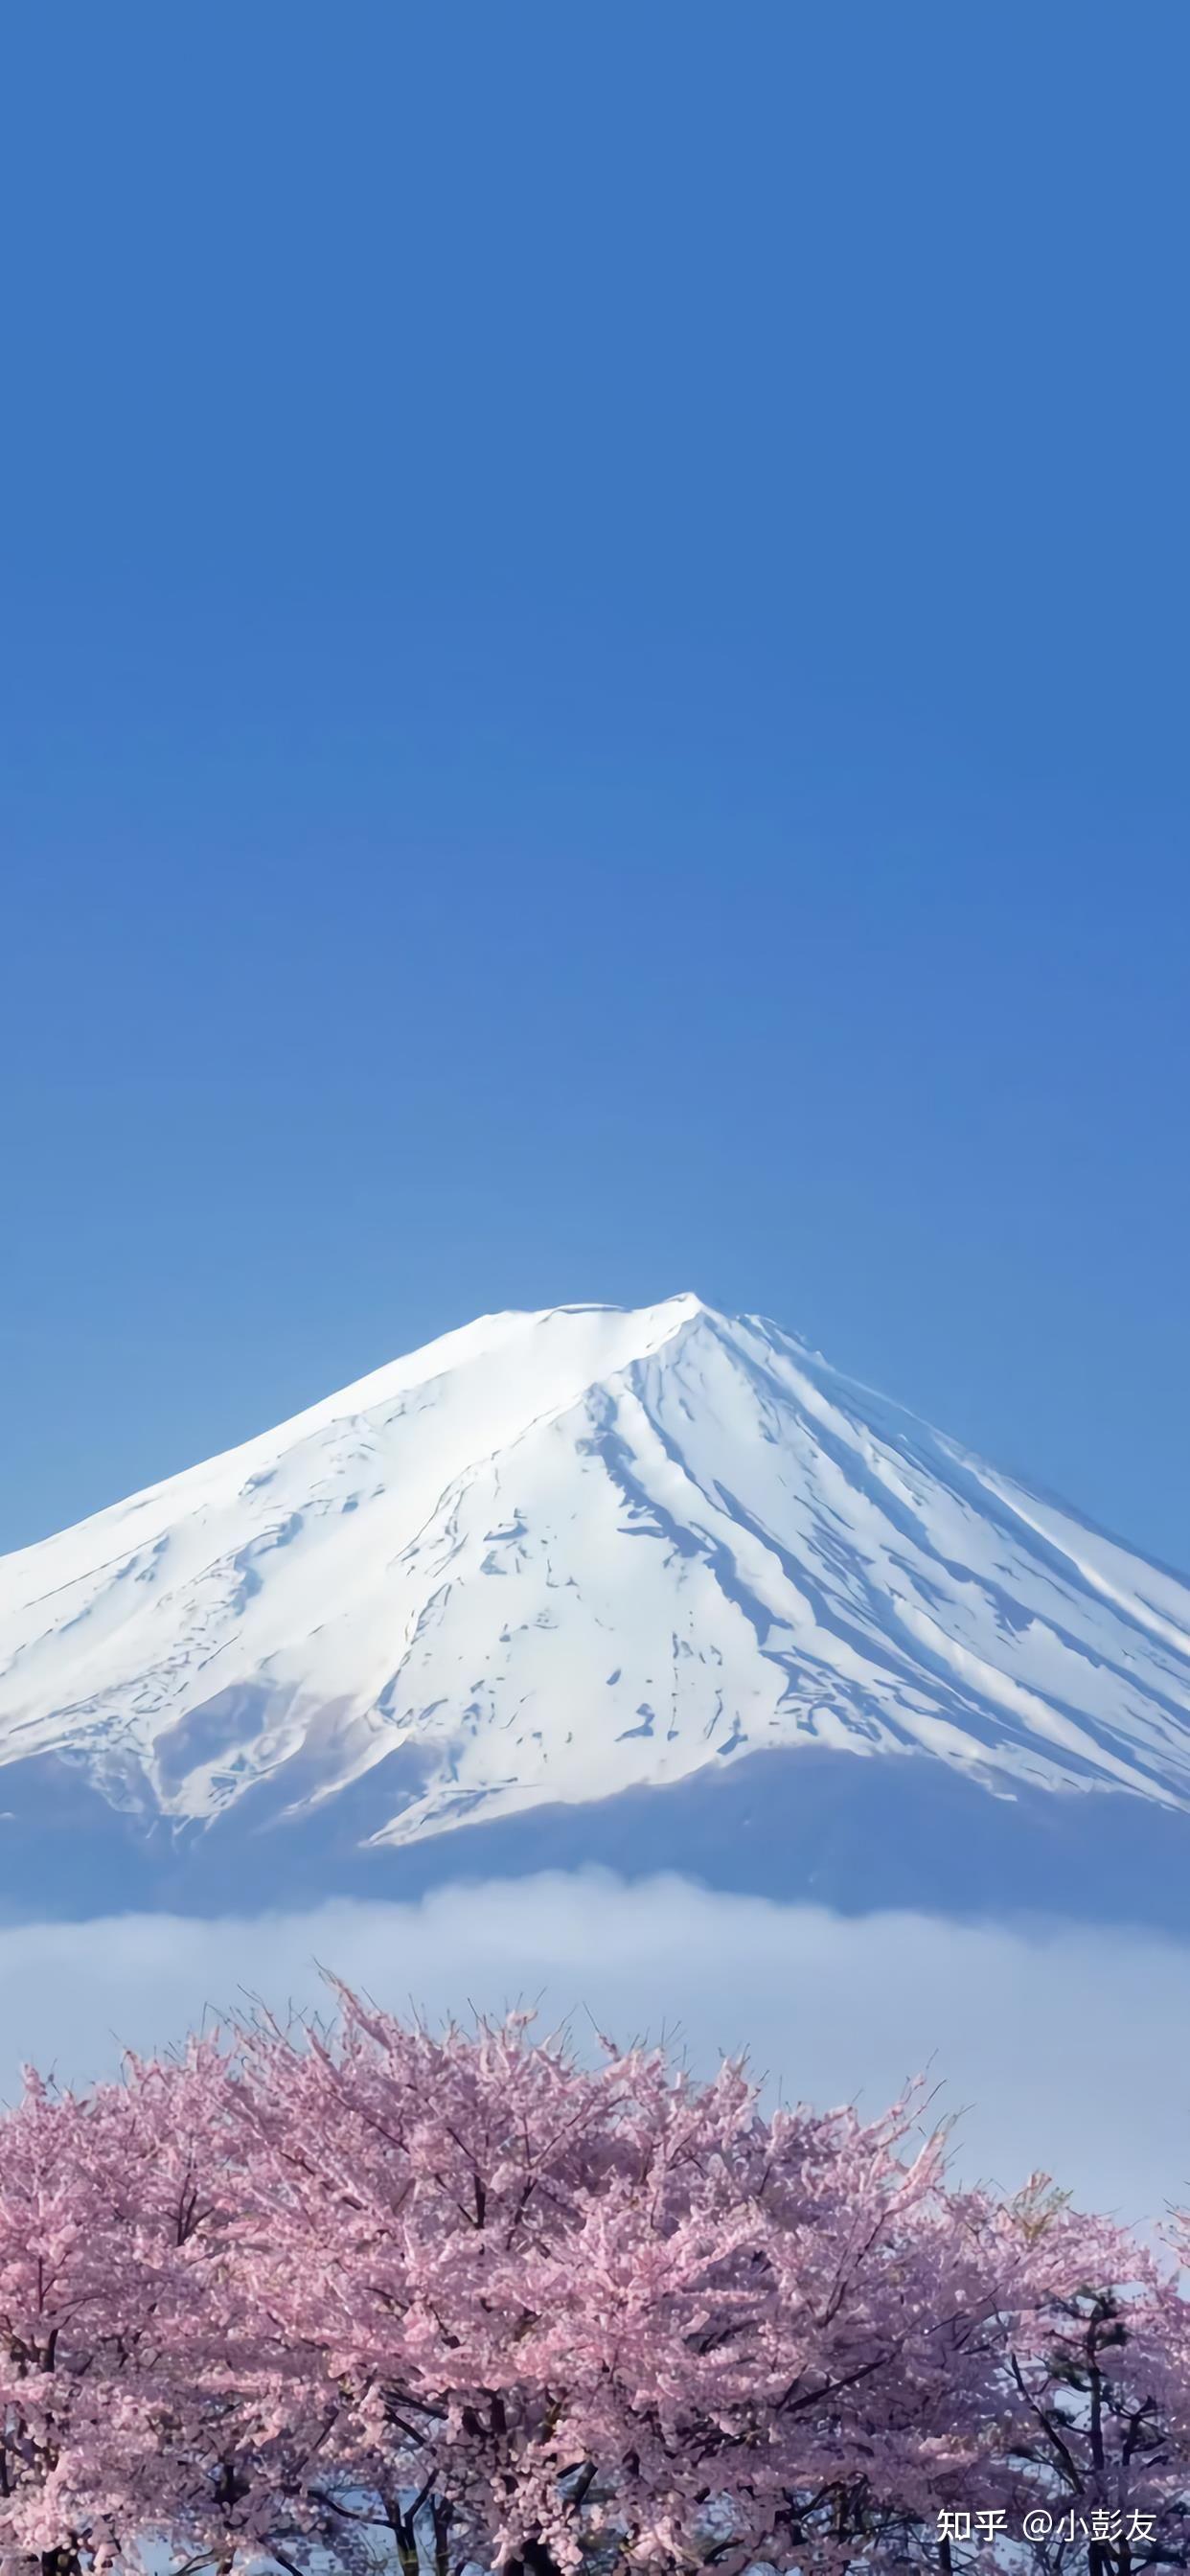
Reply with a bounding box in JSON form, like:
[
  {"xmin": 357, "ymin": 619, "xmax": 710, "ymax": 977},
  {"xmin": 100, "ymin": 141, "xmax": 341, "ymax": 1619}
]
[{"xmin": 3, "ymin": 1293, "xmax": 1190, "ymax": 1860}]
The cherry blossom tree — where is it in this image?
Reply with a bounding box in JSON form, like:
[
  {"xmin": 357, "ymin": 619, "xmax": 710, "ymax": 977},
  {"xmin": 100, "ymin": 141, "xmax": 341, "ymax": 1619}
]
[
  {"xmin": 0, "ymin": 2046, "xmax": 219, "ymax": 2575},
  {"xmin": 225, "ymin": 1989, "xmax": 1133, "ymax": 2576},
  {"xmin": 2, "ymin": 1983, "xmax": 1190, "ymax": 2576},
  {"xmin": 0, "ymin": 2039, "xmax": 354, "ymax": 2576},
  {"xmin": 910, "ymin": 2181, "xmax": 1190, "ymax": 2576}
]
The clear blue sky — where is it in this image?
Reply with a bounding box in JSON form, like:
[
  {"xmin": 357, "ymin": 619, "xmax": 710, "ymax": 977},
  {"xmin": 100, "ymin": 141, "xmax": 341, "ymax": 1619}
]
[{"xmin": 3, "ymin": 4, "xmax": 1188, "ymax": 1568}]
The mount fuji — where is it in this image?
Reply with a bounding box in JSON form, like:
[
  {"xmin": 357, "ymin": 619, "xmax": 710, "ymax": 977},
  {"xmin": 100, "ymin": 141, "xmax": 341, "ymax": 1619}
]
[{"xmin": 3, "ymin": 1294, "xmax": 1190, "ymax": 1926}]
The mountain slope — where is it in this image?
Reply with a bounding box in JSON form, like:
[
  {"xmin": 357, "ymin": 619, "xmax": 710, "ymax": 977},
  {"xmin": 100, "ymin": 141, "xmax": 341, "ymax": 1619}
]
[{"xmin": 3, "ymin": 1295, "xmax": 1190, "ymax": 1888}]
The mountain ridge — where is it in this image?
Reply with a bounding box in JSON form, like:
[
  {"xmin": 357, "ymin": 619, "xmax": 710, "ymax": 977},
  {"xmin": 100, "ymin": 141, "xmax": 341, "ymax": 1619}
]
[{"xmin": 3, "ymin": 1294, "xmax": 1190, "ymax": 1911}]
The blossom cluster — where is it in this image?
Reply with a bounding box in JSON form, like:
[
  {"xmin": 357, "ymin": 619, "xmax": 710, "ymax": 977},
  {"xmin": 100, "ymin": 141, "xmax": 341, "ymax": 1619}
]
[{"xmin": 1, "ymin": 1985, "xmax": 1189, "ymax": 2576}]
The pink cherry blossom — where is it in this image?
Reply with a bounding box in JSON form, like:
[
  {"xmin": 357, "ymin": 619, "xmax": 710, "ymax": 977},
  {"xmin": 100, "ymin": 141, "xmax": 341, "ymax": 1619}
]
[{"xmin": 0, "ymin": 1983, "xmax": 1188, "ymax": 2576}]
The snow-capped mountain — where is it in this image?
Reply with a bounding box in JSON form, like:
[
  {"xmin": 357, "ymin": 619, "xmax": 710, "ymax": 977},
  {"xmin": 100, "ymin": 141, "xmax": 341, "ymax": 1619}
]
[{"xmin": 3, "ymin": 1295, "xmax": 1190, "ymax": 1926}]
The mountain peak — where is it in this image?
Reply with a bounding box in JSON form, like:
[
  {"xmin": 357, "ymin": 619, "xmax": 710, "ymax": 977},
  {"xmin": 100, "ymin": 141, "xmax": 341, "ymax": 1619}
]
[{"xmin": 2, "ymin": 1297, "xmax": 1190, "ymax": 1893}]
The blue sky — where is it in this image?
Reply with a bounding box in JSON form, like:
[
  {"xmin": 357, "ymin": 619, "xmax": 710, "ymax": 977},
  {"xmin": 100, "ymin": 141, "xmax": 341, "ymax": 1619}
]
[{"xmin": 4, "ymin": 3, "xmax": 1188, "ymax": 1566}]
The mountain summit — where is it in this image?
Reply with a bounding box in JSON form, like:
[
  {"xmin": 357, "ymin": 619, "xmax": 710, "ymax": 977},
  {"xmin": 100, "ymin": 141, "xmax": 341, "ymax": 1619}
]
[{"xmin": 3, "ymin": 1295, "xmax": 1190, "ymax": 1923}]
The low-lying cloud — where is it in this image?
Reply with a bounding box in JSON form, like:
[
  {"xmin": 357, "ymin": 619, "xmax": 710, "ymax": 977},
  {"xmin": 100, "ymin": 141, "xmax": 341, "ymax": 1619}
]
[{"xmin": 1, "ymin": 1870, "xmax": 1186, "ymax": 2228}]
